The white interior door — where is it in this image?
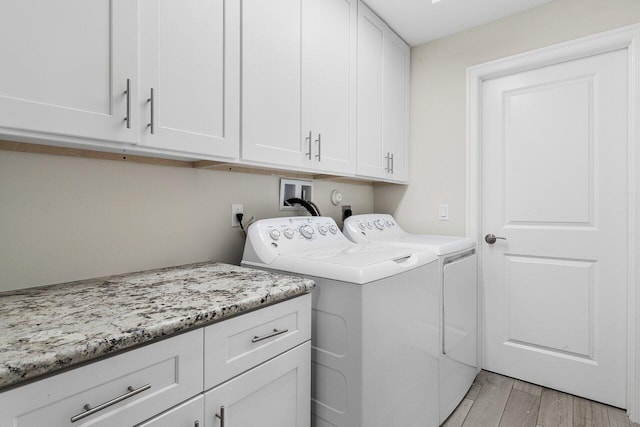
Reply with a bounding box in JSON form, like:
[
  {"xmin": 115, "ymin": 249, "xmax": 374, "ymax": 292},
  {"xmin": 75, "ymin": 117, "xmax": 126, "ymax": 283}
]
[{"xmin": 482, "ymin": 48, "xmax": 628, "ymax": 407}]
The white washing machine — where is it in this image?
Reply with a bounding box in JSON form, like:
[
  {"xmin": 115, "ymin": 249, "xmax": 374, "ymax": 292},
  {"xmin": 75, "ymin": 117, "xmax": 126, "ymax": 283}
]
[
  {"xmin": 242, "ymin": 216, "xmax": 441, "ymax": 427},
  {"xmin": 343, "ymin": 214, "xmax": 478, "ymax": 424}
]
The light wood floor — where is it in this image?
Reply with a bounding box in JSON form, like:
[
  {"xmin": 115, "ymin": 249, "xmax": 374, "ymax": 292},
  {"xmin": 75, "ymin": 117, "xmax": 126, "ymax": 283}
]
[{"xmin": 442, "ymin": 370, "xmax": 639, "ymax": 427}]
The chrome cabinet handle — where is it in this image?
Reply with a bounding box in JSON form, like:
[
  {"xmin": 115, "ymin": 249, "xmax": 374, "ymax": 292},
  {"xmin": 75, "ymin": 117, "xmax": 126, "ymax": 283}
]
[
  {"xmin": 384, "ymin": 152, "xmax": 391, "ymax": 172},
  {"xmin": 215, "ymin": 405, "xmax": 225, "ymax": 427},
  {"xmin": 390, "ymin": 153, "xmax": 394, "ymax": 174},
  {"xmin": 305, "ymin": 131, "xmax": 312, "ymax": 159},
  {"xmin": 70, "ymin": 383, "xmax": 151, "ymax": 422},
  {"xmin": 124, "ymin": 78, "xmax": 131, "ymax": 129},
  {"xmin": 485, "ymin": 234, "xmax": 507, "ymax": 244},
  {"xmin": 315, "ymin": 133, "xmax": 321, "ymax": 161},
  {"xmin": 251, "ymin": 328, "xmax": 289, "ymax": 343},
  {"xmin": 147, "ymin": 88, "xmax": 155, "ymax": 134}
]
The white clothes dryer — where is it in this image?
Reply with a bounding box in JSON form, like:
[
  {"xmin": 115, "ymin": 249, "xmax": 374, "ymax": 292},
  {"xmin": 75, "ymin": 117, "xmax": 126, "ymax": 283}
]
[
  {"xmin": 242, "ymin": 216, "xmax": 441, "ymax": 427},
  {"xmin": 343, "ymin": 214, "xmax": 478, "ymax": 424}
]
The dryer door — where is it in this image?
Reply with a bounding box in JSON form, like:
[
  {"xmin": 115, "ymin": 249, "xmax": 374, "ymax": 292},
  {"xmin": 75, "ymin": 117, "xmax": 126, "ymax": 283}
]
[
  {"xmin": 440, "ymin": 252, "xmax": 478, "ymax": 423},
  {"xmin": 443, "ymin": 252, "xmax": 477, "ymax": 364}
]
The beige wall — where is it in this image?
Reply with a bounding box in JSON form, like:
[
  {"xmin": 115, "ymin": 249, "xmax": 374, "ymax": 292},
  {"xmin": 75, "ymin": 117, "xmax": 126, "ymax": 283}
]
[
  {"xmin": 374, "ymin": 0, "xmax": 640, "ymax": 236},
  {"xmin": 0, "ymin": 150, "xmax": 373, "ymax": 291}
]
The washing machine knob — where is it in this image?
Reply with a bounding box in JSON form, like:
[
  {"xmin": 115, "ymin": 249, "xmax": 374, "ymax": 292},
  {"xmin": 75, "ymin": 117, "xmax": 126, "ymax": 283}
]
[
  {"xmin": 375, "ymin": 219, "xmax": 385, "ymax": 230},
  {"xmin": 329, "ymin": 225, "xmax": 338, "ymax": 234},
  {"xmin": 318, "ymin": 225, "xmax": 328, "ymax": 235},
  {"xmin": 269, "ymin": 229, "xmax": 281, "ymax": 240},
  {"xmin": 283, "ymin": 228, "xmax": 295, "ymax": 239},
  {"xmin": 385, "ymin": 220, "xmax": 394, "ymax": 227},
  {"xmin": 366, "ymin": 221, "xmax": 373, "ymax": 229},
  {"xmin": 299, "ymin": 224, "xmax": 315, "ymax": 239},
  {"xmin": 358, "ymin": 222, "xmax": 366, "ymax": 230}
]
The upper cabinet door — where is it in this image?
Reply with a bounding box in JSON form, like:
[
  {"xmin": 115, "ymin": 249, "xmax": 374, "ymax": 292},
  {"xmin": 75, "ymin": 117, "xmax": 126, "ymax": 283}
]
[
  {"xmin": 356, "ymin": 3, "xmax": 386, "ymax": 179},
  {"xmin": 383, "ymin": 30, "xmax": 410, "ymax": 182},
  {"xmin": 302, "ymin": 0, "xmax": 357, "ymax": 175},
  {"xmin": 356, "ymin": 1, "xmax": 410, "ymax": 183},
  {"xmin": 0, "ymin": 0, "xmax": 138, "ymax": 145},
  {"xmin": 138, "ymin": 0, "xmax": 239, "ymax": 159},
  {"xmin": 242, "ymin": 0, "xmax": 305, "ymax": 168}
]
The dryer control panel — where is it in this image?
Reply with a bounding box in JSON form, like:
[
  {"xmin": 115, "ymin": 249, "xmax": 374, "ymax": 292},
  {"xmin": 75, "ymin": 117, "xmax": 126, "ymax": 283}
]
[{"xmin": 343, "ymin": 214, "xmax": 406, "ymax": 243}]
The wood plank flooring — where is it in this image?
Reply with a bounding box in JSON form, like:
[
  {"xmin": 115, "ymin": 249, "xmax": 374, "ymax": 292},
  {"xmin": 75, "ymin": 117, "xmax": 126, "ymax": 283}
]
[{"xmin": 442, "ymin": 371, "xmax": 639, "ymax": 427}]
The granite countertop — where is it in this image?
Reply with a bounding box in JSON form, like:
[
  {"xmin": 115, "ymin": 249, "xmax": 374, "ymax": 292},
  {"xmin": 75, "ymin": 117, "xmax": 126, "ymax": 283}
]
[{"xmin": 0, "ymin": 262, "xmax": 315, "ymax": 390}]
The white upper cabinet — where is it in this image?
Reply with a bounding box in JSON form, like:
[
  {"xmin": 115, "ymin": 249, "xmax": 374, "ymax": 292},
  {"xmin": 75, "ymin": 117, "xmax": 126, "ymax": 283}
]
[
  {"xmin": 356, "ymin": 1, "xmax": 410, "ymax": 182},
  {"xmin": 138, "ymin": 0, "xmax": 239, "ymax": 159},
  {"xmin": 242, "ymin": 0, "xmax": 356, "ymax": 174},
  {"xmin": 0, "ymin": 0, "xmax": 138, "ymax": 145},
  {"xmin": 301, "ymin": 0, "xmax": 357, "ymax": 174},
  {"xmin": 383, "ymin": 29, "xmax": 410, "ymax": 182},
  {"xmin": 0, "ymin": 0, "xmax": 238, "ymax": 160},
  {"xmin": 242, "ymin": 0, "xmax": 303, "ymax": 167}
]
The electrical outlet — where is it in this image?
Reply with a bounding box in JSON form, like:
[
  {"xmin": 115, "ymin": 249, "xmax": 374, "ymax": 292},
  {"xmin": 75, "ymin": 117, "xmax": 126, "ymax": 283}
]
[
  {"xmin": 342, "ymin": 205, "xmax": 352, "ymax": 221},
  {"xmin": 231, "ymin": 204, "xmax": 244, "ymax": 227}
]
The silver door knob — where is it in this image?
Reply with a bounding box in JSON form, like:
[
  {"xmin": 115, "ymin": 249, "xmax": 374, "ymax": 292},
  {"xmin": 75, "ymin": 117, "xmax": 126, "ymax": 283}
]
[{"xmin": 485, "ymin": 234, "xmax": 507, "ymax": 244}]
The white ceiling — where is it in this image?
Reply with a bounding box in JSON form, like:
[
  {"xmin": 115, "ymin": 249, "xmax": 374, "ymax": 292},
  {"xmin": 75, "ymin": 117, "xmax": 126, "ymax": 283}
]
[{"xmin": 363, "ymin": 0, "xmax": 553, "ymax": 46}]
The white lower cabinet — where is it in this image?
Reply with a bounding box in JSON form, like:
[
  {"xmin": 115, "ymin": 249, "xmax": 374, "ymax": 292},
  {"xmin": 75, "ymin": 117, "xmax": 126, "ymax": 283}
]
[
  {"xmin": 205, "ymin": 342, "xmax": 311, "ymax": 427},
  {"xmin": 0, "ymin": 329, "xmax": 204, "ymax": 427},
  {"xmin": 0, "ymin": 294, "xmax": 311, "ymax": 427}
]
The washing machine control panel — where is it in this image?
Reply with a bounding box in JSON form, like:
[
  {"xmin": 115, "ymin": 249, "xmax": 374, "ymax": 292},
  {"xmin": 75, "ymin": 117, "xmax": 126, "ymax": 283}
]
[
  {"xmin": 249, "ymin": 216, "xmax": 349, "ymax": 254},
  {"xmin": 342, "ymin": 214, "xmax": 406, "ymax": 244}
]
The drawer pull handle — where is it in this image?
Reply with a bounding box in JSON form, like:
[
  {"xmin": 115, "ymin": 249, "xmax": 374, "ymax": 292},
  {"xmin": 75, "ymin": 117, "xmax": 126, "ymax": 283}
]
[
  {"xmin": 215, "ymin": 405, "xmax": 226, "ymax": 427},
  {"xmin": 251, "ymin": 328, "xmax": 289, "ymax": 343},
  {"xmin": 70, "ymin": 383, "xmax": 151, "ymax": 422}
]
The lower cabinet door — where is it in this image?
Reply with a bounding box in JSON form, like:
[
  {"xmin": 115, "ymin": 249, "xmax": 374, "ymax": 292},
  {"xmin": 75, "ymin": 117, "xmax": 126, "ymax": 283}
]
[
  {"xmin": 136, "ymin": 395, "xmax": 204, "ymax": 427},
  {"xmin": 204, "ymin": 341, "xmax": 310, "ymax": 427}
]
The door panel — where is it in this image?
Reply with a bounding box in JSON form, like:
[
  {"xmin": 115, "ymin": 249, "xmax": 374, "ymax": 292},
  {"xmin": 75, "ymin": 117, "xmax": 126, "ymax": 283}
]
[
  {"xmin": 356, "ymin": 7, "xmax": 385, "ymax": 178},
  {"xmin": 482, "ymin": 48, "xmax": 628, "ymax": 407},
  {"xmin": 241, "ymin": 0, "xmax": 304, "ymax": 167},
  {"xmin": 205, "ymin": 342, "xmax": 311, "ymax": 427},
  {"xmin": 505, "ymin": 78, "xmax": 594, "ymax": 226},
  {"xmin": 383, "ymin": 33, "xmax": 409, "ymax": 181},
  {"xmin": 139, "ymin": 0, "xmax": 239, "ymax": 158},
  {"xmin": 0, "ymin": 0, "xmax": 138, "ymax": 144},
  {"xmin": 302, "ymin": 0, "xmax": 356, "ymax": 174}
]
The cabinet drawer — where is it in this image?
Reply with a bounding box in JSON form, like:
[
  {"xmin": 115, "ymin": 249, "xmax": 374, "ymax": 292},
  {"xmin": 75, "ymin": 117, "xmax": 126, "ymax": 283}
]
[
  {"xmin": 204, "ymin": 294, "xmax": 311, "ymax": 389},
  {"xmin": 0, "ymin": 329, "xmax": 203, "ymax": 427}
]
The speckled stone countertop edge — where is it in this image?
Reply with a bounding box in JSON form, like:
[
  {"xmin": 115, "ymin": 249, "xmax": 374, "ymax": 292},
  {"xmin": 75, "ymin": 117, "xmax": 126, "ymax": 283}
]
[{"xmin": 0, "ymin": 262, "xmax": 315, "ymax": 391}]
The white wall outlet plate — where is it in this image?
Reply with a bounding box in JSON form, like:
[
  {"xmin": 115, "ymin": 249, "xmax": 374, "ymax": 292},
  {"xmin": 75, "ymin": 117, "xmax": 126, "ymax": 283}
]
[
  {"xmin": 279, "ymin": 178, "xmax": 314, "ymax": 211},
  {"xmin": 232, "ymin": 204, "xmax": 244, "ymax": 227}
]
